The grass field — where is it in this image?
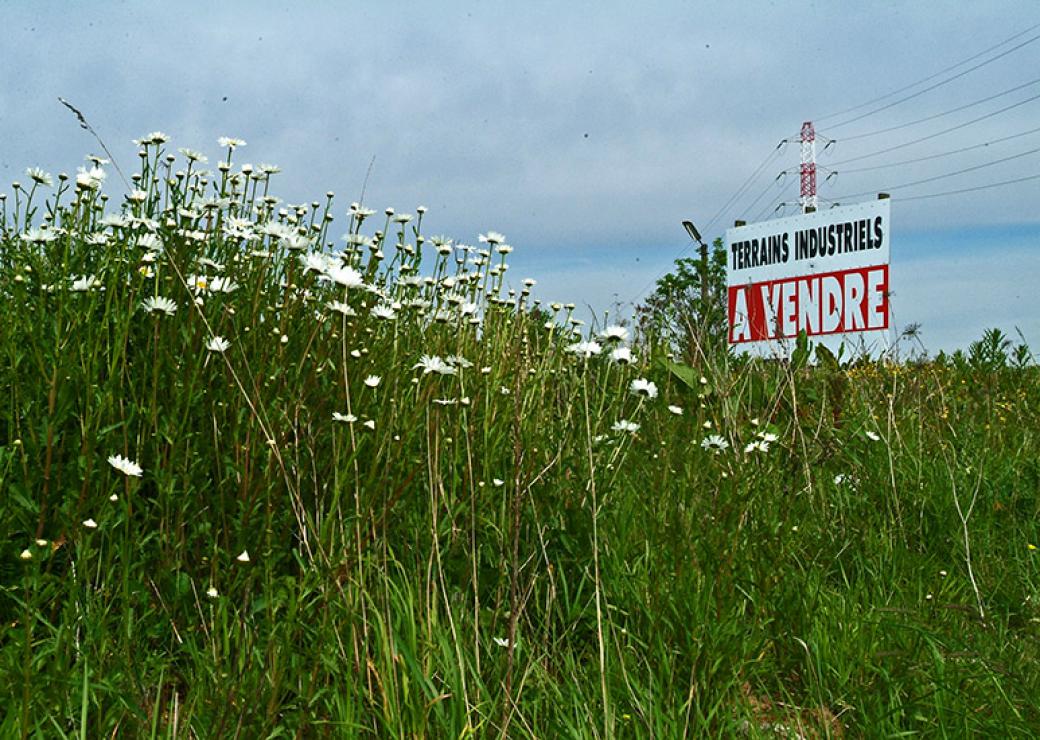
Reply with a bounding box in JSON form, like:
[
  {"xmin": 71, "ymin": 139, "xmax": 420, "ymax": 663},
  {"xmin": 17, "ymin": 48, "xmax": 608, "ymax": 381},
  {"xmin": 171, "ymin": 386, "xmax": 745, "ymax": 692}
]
[{"xmin": 1, "ymin": 136, "xmax": 1039, "ymax": 737}]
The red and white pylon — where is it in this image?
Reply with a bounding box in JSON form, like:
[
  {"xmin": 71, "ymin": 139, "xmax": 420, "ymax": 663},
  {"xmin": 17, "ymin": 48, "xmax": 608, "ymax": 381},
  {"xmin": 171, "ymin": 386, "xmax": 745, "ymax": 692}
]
[{"xmin": 799, "ymin": 121, "xmax": 817, "ymax": 212}]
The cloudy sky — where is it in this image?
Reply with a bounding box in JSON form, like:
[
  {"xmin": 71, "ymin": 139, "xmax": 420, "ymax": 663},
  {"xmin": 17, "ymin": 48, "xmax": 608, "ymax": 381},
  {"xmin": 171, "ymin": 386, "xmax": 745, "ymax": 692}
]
[{"xmin": 2, "ymin": 1, "xmax": 1038, "ymax": 353}]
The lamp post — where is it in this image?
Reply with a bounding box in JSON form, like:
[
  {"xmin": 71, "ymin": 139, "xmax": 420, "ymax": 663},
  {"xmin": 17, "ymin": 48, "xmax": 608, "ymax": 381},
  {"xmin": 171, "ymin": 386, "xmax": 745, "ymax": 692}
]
[{"xmin": 681, "ymin": 220, "xmax": 709, "ymax": 309}]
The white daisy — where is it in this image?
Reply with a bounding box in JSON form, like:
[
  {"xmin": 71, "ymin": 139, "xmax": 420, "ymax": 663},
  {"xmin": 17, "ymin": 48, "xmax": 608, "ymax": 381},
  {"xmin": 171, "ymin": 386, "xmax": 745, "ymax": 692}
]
[
  {"xmin": 236, "ymin": 550, "xmax": 250, "ymax": 562},
  {"xmin": 107, "ymin": 454, "xmax": 143, "ymax": 477},
  {"xmin": 179, "ymin": 148, "xmax": 208, "ymax": 163},
  {"xmin": 478, "ymin": 231, "xmax": 505, "ymax": 245},
  {"xmin": 364, "ymin": 375, "xmax": 381, "ymax": 388},
  {"xmin": 20, "ymin": 228, "xmax": 58, "ymax": 245},
  {"xmin": 218, "ymin": 136, "xmax": 247, "ymax": 149},
  {"xmin": 599, "ymin": 325, "xmax": 629, "ymax": 342},
  {"xmin": 700, "ymin": 435, "xmax": 729, "ymax": 454},
  {"xmin": 70, "ymin": 275, "xmax": 100, "ymax": 292},
  {"xmin": 629, "ymin": 378, "xmax": 658, "ymax": 399},
  {"xmin": 371, "ymin": 304, "xmax": 397, "ymax": 320},
  {"xmin": 414, "ymin": 355, "xmax": 456, "ymax": 376},
  {"xmin": 141, "ymin": 296, "xmax": 177, "ymax": 316},
  {"xmin": 206, "ymin": 336, "xmax": 231, "ymax": 353},
  {"xmin": 82, "ymin": 518, "xmax": 98, "ymax": 529},
  {"xmin": 332, "ymin": 412, "xmax": 358, "ymax": 423},
  {"xmin": 325, "ymin": 264, "xmax": 365, "ymax": 289},
  {"xmin": 667, "ymin": 405, "xmax": 683, "ymax": 415},
  {"xmin": 445, "ymin": 355, "xmax": 473, "ymax": 369},
  {"xmin": 26, "ymin": 167, "xmax": 53, "ymax": 187},
  {"xmin": 612, "ymin": 419, "xmax": 640, "ymax": 434},
  {"xmin": 566, "ymin": 340, "xmax": 602, "ymax": 358},
  {"xmin": 609, "ymin": 346, "xmax": 635, "ymax": 365},
  {"xmin": 327, "ymin": 301, "xmax": 357, "ymax": 317},
  {"xmin": 865, "ymin": 431, "xmax": 881, "ymax": 442},
  {"xmin": 135, "ymin": 131, "xmax": 169, "ymax": 145},
  {"xmin": 75, "ymin": 166, "xmax": 106, "ymax": 190},
  {"xmin": 206, "ymin": 586, "xmax": 219, "ymax": 598}
]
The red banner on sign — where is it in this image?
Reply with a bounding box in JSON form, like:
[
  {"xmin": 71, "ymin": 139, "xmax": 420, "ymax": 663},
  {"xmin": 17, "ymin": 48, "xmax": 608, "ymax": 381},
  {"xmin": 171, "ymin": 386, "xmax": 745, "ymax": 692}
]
[{"xmin": 727, "ymin": 264, "xmax": 889, "ymax": 344}]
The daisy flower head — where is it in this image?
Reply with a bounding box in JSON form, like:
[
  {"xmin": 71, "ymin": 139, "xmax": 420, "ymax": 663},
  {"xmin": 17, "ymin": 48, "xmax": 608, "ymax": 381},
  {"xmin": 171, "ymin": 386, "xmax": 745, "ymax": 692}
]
[
  {"xmin": 134, "ymin": 131, "xmax": 170, "ymax": 145},
  {"xmin": 700, "ymin": 434, "xmax": 729, "ymax": 454},
  {"xmin": 107, "ymin": 454, "xmax": 143, "ymax": 477},
  {"xmin": 371, "ymin": 304, "xmax": 397, "ymax": 320},
  {"xmin": 236, "ymin": 550, "xmax": 250, "ymax": 563},
  {"xmin": 82, "ymin": 518, "xmax": 98, "ymax": 529},
  {"xmin": 75, "ymin": 166, "xmax": 106, "ymax": 190},
  {"xmin": 206, "ymin": 336, "xmax": 231, "ymax": 353},
  {"xmin": 864, "ymin": 430, "xmax": 881, "ymax": 442},
  {"xmin": 26, "ymin": 167, "xmax": 53, "ymax": 187},
  {"xmin": 218, "ymin": 136, "xmax": 247, "ymax": 149},
  {"xmin": 178, "ymin": 147, "xmax": 208, "ymax": 163},
  {"xmin": 414, "ymin": 355, "xmax": 457, "ymax": 376},
  {"xmin": 612, "ymin": 419, "xmax": 640, "ymax": 434},
  {"xmin": 667, "ymin": 405, "xmax": 683, "ymax": 415},
  {"xmin": 70, "ymin": 275, "xmax": 100, "ymax": 292},
  {"xmin": 629, "ymin": 378, "xmax": 658, "ymax": 399},
  {"xmin": 333, "ymin": 412, "xmax": 358, "ymax": 423},
  {"xmin": 445, "ymin": 355, "xmax": 473, "ymax": 369},
  {"xmin": 744, "ymin": 440, "xmax": 770, "ymax": 454},
  {"xmin": 206, "ymin": 586, "xmax": 219, "ymax": 598},
  {"xmin": 364, "ymin": 375, "xmax": 381, "ymax": 388},
  {"xmin": 300, "ymin": 251, "xmax": 336, "ymax": 274},
  {"xmin": 599, "ymin": 325, "xmax": 629, "ymax": 343},
  {"xmin": 479, "ymin": 231, "xmax": 505, "ymax": 245},
  {"xmin": 609, "ymin": 346, "xmax": 635, "ymax": 365},
  {"xmin": 566, "ymin": 340, "xmax": 602, "ymax": 359},
  {"xmin": 327, "ymin": 300, "xmax": 357, "ymax": 317},
  {"xmin": 19, "ymin": 549, "xmax": 33, "ymax": 561},
  {"xmin": 325, "ymin": 264, "xmax": 365, "ymax": 289},
  {"xmin": 20, "ymin": 227, "xmax": 58, "ymax": 245},
  {"xmin": 141, "ymin": 296, "xmax": 177, "ymax": 316}
]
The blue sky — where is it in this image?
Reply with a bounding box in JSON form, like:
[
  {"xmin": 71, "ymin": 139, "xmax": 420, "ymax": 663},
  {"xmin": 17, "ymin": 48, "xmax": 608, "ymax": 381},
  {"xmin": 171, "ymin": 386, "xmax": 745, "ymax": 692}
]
[{"xmin": 2, "ymin": 1, "xmax": 1038, "ymax": 353}]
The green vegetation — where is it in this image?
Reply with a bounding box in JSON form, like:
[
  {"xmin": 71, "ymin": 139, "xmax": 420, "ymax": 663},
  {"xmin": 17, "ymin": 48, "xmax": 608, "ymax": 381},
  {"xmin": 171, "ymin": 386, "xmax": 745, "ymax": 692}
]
[{"xmin": 1, "ymin": 137, "xmax": 1039, "ymax": 737}]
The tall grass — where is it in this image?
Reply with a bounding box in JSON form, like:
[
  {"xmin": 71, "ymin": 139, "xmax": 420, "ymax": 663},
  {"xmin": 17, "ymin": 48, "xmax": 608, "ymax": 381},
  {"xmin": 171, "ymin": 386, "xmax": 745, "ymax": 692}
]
[{"xmin": 1, "ymin": 136, "xmax": 1038, "ymax": 737}]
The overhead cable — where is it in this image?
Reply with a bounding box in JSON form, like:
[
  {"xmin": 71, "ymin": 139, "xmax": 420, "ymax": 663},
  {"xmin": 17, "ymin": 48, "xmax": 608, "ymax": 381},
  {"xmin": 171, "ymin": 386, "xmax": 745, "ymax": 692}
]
[{"xmin": 816, "ymin": 23, "xmax": 1040, "ymax": 125}]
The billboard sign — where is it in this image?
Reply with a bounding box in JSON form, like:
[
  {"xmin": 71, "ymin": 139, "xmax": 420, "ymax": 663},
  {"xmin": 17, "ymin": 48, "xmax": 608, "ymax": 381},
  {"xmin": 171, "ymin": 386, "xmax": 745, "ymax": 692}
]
[{"xmin": 724, "ymin": 199, "xmax": 890, "ymax": 344}]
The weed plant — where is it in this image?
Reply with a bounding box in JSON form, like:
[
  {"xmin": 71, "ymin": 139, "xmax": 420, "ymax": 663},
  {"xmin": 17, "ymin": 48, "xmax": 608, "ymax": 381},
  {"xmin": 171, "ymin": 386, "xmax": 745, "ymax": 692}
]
[{"xmin": 1, "ymin": 134, "xmax": 1038, "ymax": 737}]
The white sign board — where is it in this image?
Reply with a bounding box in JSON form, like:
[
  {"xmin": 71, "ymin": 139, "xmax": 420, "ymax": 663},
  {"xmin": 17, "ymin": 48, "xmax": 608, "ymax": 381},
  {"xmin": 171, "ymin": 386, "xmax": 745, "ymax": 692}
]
[{"xmin": 724, "ymin": 200, "xmax": 891, "ymax": 344}]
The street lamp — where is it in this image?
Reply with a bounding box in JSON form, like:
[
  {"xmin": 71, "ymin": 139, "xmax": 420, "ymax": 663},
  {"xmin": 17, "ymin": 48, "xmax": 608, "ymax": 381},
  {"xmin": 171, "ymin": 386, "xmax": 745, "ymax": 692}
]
[{"xmin": 681, "ymin": 220, "xmax": 709, "ymax": 308}]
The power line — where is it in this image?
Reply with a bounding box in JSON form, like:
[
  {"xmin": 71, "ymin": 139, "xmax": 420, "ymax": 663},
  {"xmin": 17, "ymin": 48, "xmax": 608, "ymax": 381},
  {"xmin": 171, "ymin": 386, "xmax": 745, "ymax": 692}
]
[
  {"xmin": 699, "ymin": 143, "xmax": 786, "ymax": 236},
  {"xmin": 816, "ymin": 22, "xmax": 1040, "ymax": 124},
  {"xmin": 831, "ymin": 75, "xmax": 1040, "ymax": 142},
  {"xmin": 627, "ymin": 141, "xmax": 788, "ymax": 305},
  {"xmin": 898, "ymin": 172, "xmax": 1040, "ymax": 201},
  {"xmin": 745, "ymin": 175, "xmax": 792, "ymax": 223},
  {"xmin": 829, "ymin": 144, "xmax": 1040, "ymax": 201},
  {"xmin": 821, "ymin": 90, "xmax": 1040, "ymax": 166},
  {"xmin": 830, "ymin": 124, "xmax": 1040, "ymax": 174}
]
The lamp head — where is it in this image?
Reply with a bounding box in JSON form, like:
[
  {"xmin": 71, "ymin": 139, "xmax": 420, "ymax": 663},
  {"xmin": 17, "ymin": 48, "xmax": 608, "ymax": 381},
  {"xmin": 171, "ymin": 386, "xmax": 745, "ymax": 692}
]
[{"xmin": 681, "ymin": 220, "xmax": 703, "ymax": 244}]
